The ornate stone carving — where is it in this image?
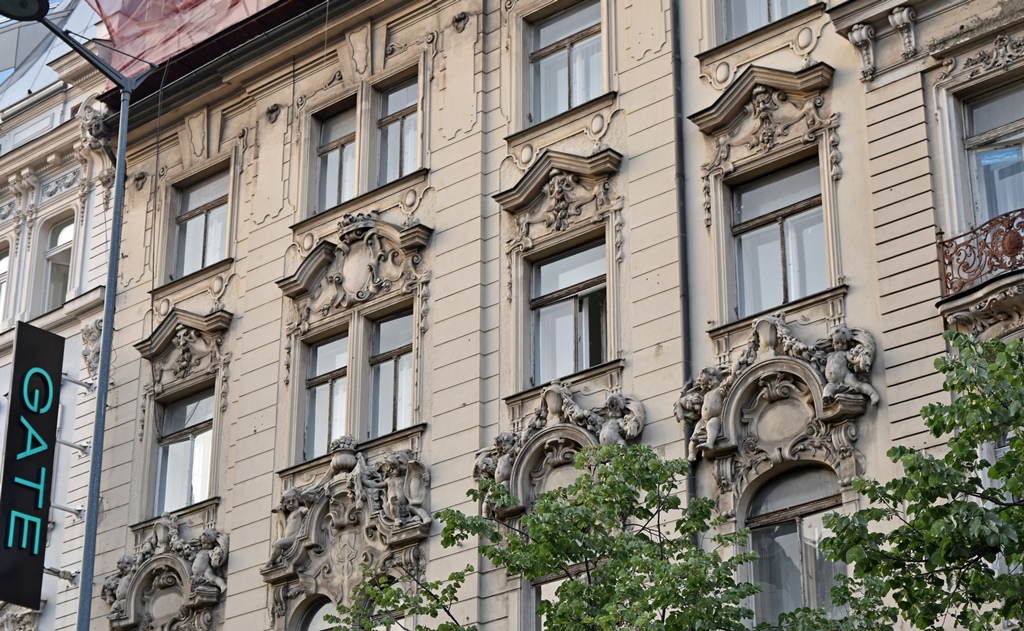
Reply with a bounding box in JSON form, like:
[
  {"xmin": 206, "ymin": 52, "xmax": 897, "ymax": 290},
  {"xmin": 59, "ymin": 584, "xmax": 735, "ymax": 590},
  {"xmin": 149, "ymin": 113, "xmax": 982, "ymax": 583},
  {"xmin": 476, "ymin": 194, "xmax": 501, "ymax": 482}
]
[
  {"xmin": 963, "ymin": 34, "xmax": 1024, "ymax": 76},
  {"xmin": 40, "ymin": 169, "xmax": 81, "ymax": 200},
  {"xmin": 261, "ymin": 438, "xmax": 430, "ymax": 628},
  {"xmin": 676, "ymin": 317, "xmax": 878, "ymax": 514},
  {"xmin": 0, "ymin": 200, "xmax": 13, "ymax": 221},
  {"xmin": 82, "ymin": 319, "xmax": 102, "ymax": 379},
  {"xmin": 78, "ymin": 97, "xmax": 115, "ymax": 165},
  {"xmin": 101, "ymin": 514, "xmax": 229, "ymax": 630},
  {"xmin": 689, "ymin": 65, "xmax": 839, "ymax": 227},
  {"xmin": 888, "ymin": 6, "xmax": 917, "ymax": 60},
  {"xmin": 848, "ymin": 23, "xmax": 876, "ymax": 81},
  {"xmin": 475, "ymin": 382, "xmax": 644, "ymax": 510},
  {"xmin": 0, "ymin": 604, "xmax": 39, "ymax": 631},
  {"xmin": 940, "ymin": 272, "xmax": 1024, "ymax": 341}
]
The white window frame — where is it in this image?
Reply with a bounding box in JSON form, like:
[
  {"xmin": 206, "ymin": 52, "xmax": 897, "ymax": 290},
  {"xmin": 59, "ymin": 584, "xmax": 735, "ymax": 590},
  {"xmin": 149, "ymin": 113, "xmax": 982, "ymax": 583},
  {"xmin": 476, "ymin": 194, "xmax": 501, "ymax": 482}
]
[
  {"xmin": 527, "ymin": 0, "xmax": 603, "ymax": 126},
  {"xmin": 314, "ymin": 101, "xmax": 359, "ymax": 215},
  {"xmin": 962, "ymin": 82, "xmax": 1024, "ymax": 228},
  {"xmin": 0, "ymin": 243, "xmax": 11, "ymax": 323},
  {"xmin": 172, "ymin": 170, "xmax": 230, "ymax": 280},
  {"xmin": 155, "ymin": 388, "xmax": 216, "ymax": 515},
  {"xmin": 42, "ymin": 215, "xmax": 74, "ymax": 313},
  {"xmin": 304, "ymin": 332, "xmax": 350, "ymax": 461},
  {"xmin": 714, "ymin": 0, "xmax": 817, "ymax": 44},
  {"xmin": 375, "ymin": 78, "xmax": 420, "ymax": 188}
]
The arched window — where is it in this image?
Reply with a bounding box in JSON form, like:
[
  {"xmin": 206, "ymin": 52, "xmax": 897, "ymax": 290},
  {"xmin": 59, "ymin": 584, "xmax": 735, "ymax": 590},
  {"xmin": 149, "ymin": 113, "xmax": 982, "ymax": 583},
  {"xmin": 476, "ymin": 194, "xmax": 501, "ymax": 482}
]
[
  {"xmin": 746, "ymin": 467, "xmax": 846, "ymax": 626},
  {"xmin": 300, "ymin": 598, "xmax": 337, "ymax": 631},
  {"xmin": 44, "ymin": 218, "xmax": 73, "ymax": 312},
  {"xmin": 0, "ymin": 245, "xmax": 9, "ymax": 317}
]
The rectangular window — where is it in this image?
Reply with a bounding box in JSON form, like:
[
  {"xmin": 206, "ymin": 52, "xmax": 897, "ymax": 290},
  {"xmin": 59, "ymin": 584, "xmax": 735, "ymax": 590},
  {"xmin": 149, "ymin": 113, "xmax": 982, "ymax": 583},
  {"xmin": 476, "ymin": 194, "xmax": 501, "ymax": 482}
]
[
  {"xmin": 733, "ymin": 160, "xmax": 826, "ymax": 318},
  {"xmin": 306, "ymin": 335, "xmax": 349, "ymax": 460},
  {"xmin": 156, "ymin": 389, "xmax": 214, "ymax": 514},
  {"xmin": 530, "ymin": 1, "xmax": 602, "ymax": 125},
  {"xmin": 44, "ymin": 219, "xmax": 73, "ymax": 312},
  {"xmin": 719, "ymin": 0, "xmax": 808, "ymax": 42},
  {"xmin": 175, "ymin": 171, "xmax": 229, "ymax": 279},
  {"xmin": 369, "ymin": 312, "xmax": 414, "ymax": 438},
  {"xmin": 532, "ymin": 242, "xmax": 607, "ymax": 385},
  {"xmin": 966, "ymin": 82, "xmax": 1024, "ymax": 224},
  {"xmin": 317, "ymin": 108, "xmax": 357, "ymax": 213},
  {"xmin": 0, "ymin": 247, "xmax": 8, "ymax": 316},
  {"xmin": 377, "ymin": 81, "xmax": 418, "ymax": 187}
]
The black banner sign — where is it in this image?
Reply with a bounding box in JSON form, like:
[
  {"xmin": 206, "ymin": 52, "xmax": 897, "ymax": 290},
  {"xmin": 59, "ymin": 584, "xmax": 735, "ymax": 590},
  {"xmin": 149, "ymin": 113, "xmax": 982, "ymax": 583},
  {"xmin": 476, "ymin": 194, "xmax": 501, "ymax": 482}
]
[{"xmin": 0, "ymin": 322, "xmax": 64, "ymax": 609}]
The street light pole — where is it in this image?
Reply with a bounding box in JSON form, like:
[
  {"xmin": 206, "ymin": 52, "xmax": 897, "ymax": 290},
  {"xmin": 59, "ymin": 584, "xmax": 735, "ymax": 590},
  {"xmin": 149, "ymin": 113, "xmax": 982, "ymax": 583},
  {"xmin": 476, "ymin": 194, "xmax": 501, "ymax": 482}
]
[{"xmin": 0, "ymin": 2, "xmax": 151, "ymax": 629}]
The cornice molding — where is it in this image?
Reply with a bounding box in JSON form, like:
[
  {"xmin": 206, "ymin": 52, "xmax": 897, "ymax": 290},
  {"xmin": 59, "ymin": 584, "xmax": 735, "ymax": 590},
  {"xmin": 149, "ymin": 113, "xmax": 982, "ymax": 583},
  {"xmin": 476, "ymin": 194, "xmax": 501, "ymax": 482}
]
[
  {"xmin": 493, "ymin": 148, "xmax": 623, "ymax": 213},
  {"xmin": 134, "ymin": 308, "xmax": 234, "ymax": 359}
]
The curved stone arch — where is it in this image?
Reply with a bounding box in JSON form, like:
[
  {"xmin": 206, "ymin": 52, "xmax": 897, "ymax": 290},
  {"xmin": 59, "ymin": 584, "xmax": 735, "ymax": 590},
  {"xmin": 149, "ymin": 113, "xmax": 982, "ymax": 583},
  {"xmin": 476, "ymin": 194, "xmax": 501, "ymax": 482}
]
[
  {"xmin": 733, "ymin": 459, "xmax": 844, "ymax": 530},
  {"xmin": 120, "ymin": 554, "xmax": 194, "ymax": 630},
  {"xmin": 510, "ymin": 423, "xmax": 597, "ymax": 511},
  {"xmin": 721, "ymin": 356, "xmax": 828, "ymax": 444}
]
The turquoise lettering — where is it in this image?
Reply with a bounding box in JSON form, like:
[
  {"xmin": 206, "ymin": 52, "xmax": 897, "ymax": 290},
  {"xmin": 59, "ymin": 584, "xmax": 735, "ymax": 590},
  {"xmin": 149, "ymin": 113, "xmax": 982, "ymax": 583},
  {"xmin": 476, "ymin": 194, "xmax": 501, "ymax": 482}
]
[
  {"xmin": 7, "ymin": 511, "xmax": 43, "ymax": 555},
  {"xmin": 15, "ymin": 416, "xmax": 48, "ymax": 460},
  {"xmin": 23, "ymin": 367, "xmax": 54, "ymax": 414},
  {"xmin": 14, "ymin": 468, "xmax": 47, "ymax": 509}
]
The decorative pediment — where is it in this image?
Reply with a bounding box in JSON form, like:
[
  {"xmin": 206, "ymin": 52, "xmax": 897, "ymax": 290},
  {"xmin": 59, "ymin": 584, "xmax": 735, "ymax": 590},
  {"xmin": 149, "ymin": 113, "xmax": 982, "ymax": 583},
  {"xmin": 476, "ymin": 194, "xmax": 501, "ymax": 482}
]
[
  {"xmin": 676, "ymin": 317, "xmax": 878, "ymax": 516},
  {"xmin": 475, "ymin": 381, "xmax": 644, "ymax": 514},
  {"xmin": 134, "ymin": 309, "xmax": 233, "ymax": 399},
  {"xmin": 260, "ymin": 437, "xmax": 430, "ymax": 624},
  {"xmin": 277, "ymin": 213, "xmax": 431, "ymax": 331},
  {"xmin": 494, "ymin": 149, "xmax": 622, "ymax": 213},
  {"xmin": 101, "ymin": 514, "xmax": 229, "ymax": 631},
  {"xmin": 134, "ymin": 309, "xmax": 233, "ymax": 360}
]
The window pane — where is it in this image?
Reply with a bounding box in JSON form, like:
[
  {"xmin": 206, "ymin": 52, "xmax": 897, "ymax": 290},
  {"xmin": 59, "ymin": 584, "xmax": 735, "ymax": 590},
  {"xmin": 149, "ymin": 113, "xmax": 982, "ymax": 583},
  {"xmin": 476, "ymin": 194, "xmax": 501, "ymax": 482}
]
[
  {"xmin": 176, "ymin": 215, "xmax": 205, "ymax": 277},
  {"xmin": 307, "ymin": 383, "xmax": 330, "ymax": 459},
  {"xmin": 737, "ymin": 223, "xmax": 783, "ymax": 316},
  {"xmin": 735, "ymin": 160, "xmax": 821, "ymax": 222},
  {"xmin": 534, "ymin": 1, "xmax": 600, "ymax": 50},
  {"xmin": 969, "ymin": 83, "xmax": 1024, "ymax": 136},
  {"xmin": 0, "ymin": 251, "xmax": 8, "ymax": 276},
  {"xmin": 321, "ymin": 108, "xmax": 356, "ymax": 144},
  {"xmin": 722, "ymin": 0, "xmax": 768, "ymax": 41},
  {"xmin": 748, "ymin": 468, "xmax": 841, "ymax": 518},
  {"xmin": 578, "ymin": 286, "xmax": 606, "ymax": 370},
  {"xmin": 313, "ymin": 336, "xmax": 349, "ymax": 377},
  {"xmin": 383, "ymin": 81, "xmax": 417, "ymax": 117},
  {"xmin": 774, "ymin": 0, "xmax": 807, "ymax": 20},
  {"xmin": 191, "ymin": 428, "xmax": 212, "ymax": 505},
  {"xmin": 205, "ymin": 204, "xmax": 227, "ymax": 265},
  {"xmin": 319, "ymin": 149, "xmax": 341, "ymax": 212},
  {"xmin": 375, "ymin": 314, "xmax": 414, "ymax": 354},
  {"xmin": 396, "ymin": 352, "xmax": 413, "ymax": 431},
  {"xmin": 785, "ymin": 207, "xmax": 826, "ymax": 301},
  {"xmin": 534, "ymin": 243, "xmax": 606, "ymax": 297},
  {"xmin": 46, "ymin": 256, "xmax": 70, "ymax": 311},
  {"xmin": 164, "ymin": 390, "xmax": 216, "ymax": 436},
  {"xmin": 571, "ymin": 33, "xmax": 602, "ymax": 107},
  {"xmin": 342, "ymin": 142, "xmax": 356, "ymax": 203},
  {"xmin": 371, "ymin": 358, "xmax": 396, "ymax": 438},
  {"xmin": 533, "ymin": 50, "xmax": 569, "ymax": 124},
  {"xmin": 160, "ymin": 440, "xmax": 191, "ymax": 513},
  {"xmin": 0, "ymin": 279, "xmax": 6, "ymax": 315},
  {"xmin": 402, "ymin": 113, "xmax": 418, "ymax": 177},
  {"xmin": 803, "ymin": 510, "xmax": 847, "ymax": 618},
  {"xmin": 976, "ymin": 144, "xmax": 1024, "ymax": 220},
  {"xmin": 50, "ymin": 220, "xmax": 73, "ymax": 248},
  {"xmin": 536, "ymin": 299, "xmax": 575, "ymax": 384},
  {"xmin": 752, "ymin": 521, "xmax": 802, "ymax": 626},
  {"xmin": 180, "ymin": 172, "xmax": 229, "ymax": 213},
  {"xmin": 331, "ymin": 376, "xmax": 348, "ymax": 442},
  {"xmin": 379, "ymin": 120, "xmax": 402, "ymax": 185}
]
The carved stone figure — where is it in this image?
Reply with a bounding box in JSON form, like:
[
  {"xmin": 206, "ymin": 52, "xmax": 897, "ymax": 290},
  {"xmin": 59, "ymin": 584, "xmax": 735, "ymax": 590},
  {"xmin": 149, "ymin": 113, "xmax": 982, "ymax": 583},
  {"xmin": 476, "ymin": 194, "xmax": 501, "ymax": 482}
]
[
  {"xmin": 596, "ymin": 392, "xmax": 645, "ymax": 446},
  {"xmin": 492, "ymin": 431, "xmax": 520, "ymax": 486},
  {"xmin": 820, "ymin": 325, "xmax": 879, "ymax": 405},
  {"xmin": 100, "ymin": 554, "xmax": 134, "ymax": 618},
  {"xmin": 189, "ymin": 529, "xmax": 229, "ymax": 593},
  {"xmin": 264, "ymin": 488, "xmax": 311, "ymax": 569},
  {"xmin": 0, "ymin": 605, "xmax": 39, "ymax": 631},
  {"xmin": 356, "ymin": 450, "xmax": 431, "ymax": 530},
  {"xmin": 682, "ymin": 367, "xmax": 727, "ymax": 459}
]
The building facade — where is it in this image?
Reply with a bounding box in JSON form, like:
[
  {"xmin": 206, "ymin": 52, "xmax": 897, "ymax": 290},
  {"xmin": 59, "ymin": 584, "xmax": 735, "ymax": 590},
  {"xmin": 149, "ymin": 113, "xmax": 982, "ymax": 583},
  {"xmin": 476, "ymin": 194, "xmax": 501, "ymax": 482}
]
[{"xmin": 3, "ymin": 0, "xmax": 1024, "ymax": 629}]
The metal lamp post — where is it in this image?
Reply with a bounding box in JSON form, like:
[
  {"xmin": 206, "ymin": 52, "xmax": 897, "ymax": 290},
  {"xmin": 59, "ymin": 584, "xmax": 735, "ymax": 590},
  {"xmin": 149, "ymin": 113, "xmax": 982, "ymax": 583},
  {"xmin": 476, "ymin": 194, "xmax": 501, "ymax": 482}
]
[{"xmin": 0, "ymin": 1, "xmax": 151, "ymax": 629}]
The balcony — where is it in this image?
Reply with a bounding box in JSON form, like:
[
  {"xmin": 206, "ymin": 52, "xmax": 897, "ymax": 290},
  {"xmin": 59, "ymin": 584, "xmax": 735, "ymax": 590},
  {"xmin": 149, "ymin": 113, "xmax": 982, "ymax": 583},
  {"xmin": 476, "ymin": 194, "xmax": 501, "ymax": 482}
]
[{"xmin": 937, "ymin": 208, "xmax": 1024, "ymax": 340}]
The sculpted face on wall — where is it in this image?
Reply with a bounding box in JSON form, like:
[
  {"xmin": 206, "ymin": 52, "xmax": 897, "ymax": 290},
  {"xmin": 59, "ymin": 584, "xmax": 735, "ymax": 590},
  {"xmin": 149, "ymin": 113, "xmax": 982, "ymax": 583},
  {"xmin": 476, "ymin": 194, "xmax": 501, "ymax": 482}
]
[
  {"xmin": 676, "ymin": 317, "xmax": 878, "ymax": 515},
  {"xmin": 474, "ymin": 381, "xmax": 644, "ymax": 511},
  {"xmin": 261, "ymin": 437, "xmax": 431, "ymax": 627},
  {"xmin": 100, "ymin": 514, "xmax": 229, "ymax": 631}
]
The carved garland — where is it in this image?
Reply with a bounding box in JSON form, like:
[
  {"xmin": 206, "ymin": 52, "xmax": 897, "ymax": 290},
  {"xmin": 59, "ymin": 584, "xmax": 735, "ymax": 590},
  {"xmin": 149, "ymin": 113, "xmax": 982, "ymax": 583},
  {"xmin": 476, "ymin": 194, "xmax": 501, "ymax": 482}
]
[{"xmin": 675, "ymin": 316, "xmax": 878, "ymax": 516}]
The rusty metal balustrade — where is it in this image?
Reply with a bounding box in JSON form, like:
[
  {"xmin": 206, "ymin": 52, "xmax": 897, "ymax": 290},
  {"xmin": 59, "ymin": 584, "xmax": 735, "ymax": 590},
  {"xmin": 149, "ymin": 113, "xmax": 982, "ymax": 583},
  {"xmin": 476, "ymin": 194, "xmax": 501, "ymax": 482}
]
[{"xmin": 938, "ymin": 207, "xmax": 1024, "ymax": 297}]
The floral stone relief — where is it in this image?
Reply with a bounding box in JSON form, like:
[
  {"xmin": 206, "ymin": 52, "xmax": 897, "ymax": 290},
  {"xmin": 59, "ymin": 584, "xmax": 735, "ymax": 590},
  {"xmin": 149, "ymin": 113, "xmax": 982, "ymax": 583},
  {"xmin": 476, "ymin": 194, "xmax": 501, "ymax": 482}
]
[
  {"xmin": 675, "ymin": 317, "xmax": 878, "ymax": 516},
  {"xmin": 261, "ymin": 437, "xmax": 431, "ymax": 626},
  {"xmin": 100, "ymin": 514, "xmax": 229, "ymax": 631}
]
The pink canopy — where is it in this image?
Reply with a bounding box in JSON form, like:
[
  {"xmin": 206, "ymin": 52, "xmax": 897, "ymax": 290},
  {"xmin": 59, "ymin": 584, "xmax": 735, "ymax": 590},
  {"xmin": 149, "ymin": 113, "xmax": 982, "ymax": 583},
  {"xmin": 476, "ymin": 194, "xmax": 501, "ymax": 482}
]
[{"xmin": 85, "ymin": 0, "xmax": 281, "ymax": 77}]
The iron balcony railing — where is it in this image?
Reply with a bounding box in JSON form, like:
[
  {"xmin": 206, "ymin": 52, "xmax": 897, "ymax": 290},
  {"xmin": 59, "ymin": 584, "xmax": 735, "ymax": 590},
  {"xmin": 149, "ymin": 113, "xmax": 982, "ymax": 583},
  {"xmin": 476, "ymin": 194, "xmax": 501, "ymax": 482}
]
[{"xmin": 938, "ymin": 207, "xmax": 1024, "ymax": 297}]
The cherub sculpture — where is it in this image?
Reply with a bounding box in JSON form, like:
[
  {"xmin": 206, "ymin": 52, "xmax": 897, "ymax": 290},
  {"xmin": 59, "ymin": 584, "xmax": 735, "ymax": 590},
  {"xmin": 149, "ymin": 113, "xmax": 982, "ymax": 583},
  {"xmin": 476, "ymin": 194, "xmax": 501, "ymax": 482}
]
[
  {"xmin": 101, "ymin": 554, "xmax": 134, "ymax": 617},
  {"xmin": 190, "ymin": 529, "xmax": 228, "ymax": 593},
  {"xmin": 596, "ymin": 392, "xmax": 645, "ymax": 445},
  {"xmin": 819, "ymin": 325, "xmax": 879, "ymax": 405},
  {"xmin": 357, "ymin": 451, "xmax": 431, "ymax": 529},
  {"xmin": 686, "ymin": 367, "xmax": 728, "ymax": 460},
  {"xmin": 264, "ymin": 488, "xmax": 310, "ymax": 568},
  {"xmin": 492, "ymin": 431, "xmax": 519, "ymax": 486}
]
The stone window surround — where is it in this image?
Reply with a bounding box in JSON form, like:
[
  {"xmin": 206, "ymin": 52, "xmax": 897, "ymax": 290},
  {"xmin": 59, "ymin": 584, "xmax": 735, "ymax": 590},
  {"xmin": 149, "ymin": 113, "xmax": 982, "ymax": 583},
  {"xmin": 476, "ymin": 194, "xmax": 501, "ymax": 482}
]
[
  {"xmin": 689, "ymin": 63, "xmax": 843, "ymax": 331},
  {"xmin": 156, "ymin": 152, "xmax": 236, "ymax": 288},
  {"xmin": 298, "ymin": 61, "xmax": 427, "ymax": 222},
  {"xmin": 501, "ymin": 0, "xmax": 619, "ymax": 134},
  {"xmin": 35, "ymin": 208, "xmax": 80, "ymax": 317}
]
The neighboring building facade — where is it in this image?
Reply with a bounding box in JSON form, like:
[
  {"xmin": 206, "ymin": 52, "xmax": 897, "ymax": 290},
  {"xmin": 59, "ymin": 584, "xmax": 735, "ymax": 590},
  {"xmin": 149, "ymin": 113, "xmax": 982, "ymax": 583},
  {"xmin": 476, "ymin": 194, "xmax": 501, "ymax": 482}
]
[
  {"xmin": 6, "ymin": 0, "xmax": 1023, "ymax": 629},
  {"xmin": 0, "ymin": 0, "xmax": 113, "ymax": 629}
]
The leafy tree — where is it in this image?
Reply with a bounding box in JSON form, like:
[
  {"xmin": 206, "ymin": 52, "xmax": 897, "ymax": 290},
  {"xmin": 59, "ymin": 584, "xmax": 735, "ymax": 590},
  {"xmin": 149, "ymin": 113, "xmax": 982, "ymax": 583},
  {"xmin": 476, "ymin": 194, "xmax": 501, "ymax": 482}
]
[
  {"xmin": 811, "ymin": 332, "xmax": 1024, "ymax": 631},
  {"xmin": 336, "ymin": 444, "xmax": 763, "ymax": 631}
]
